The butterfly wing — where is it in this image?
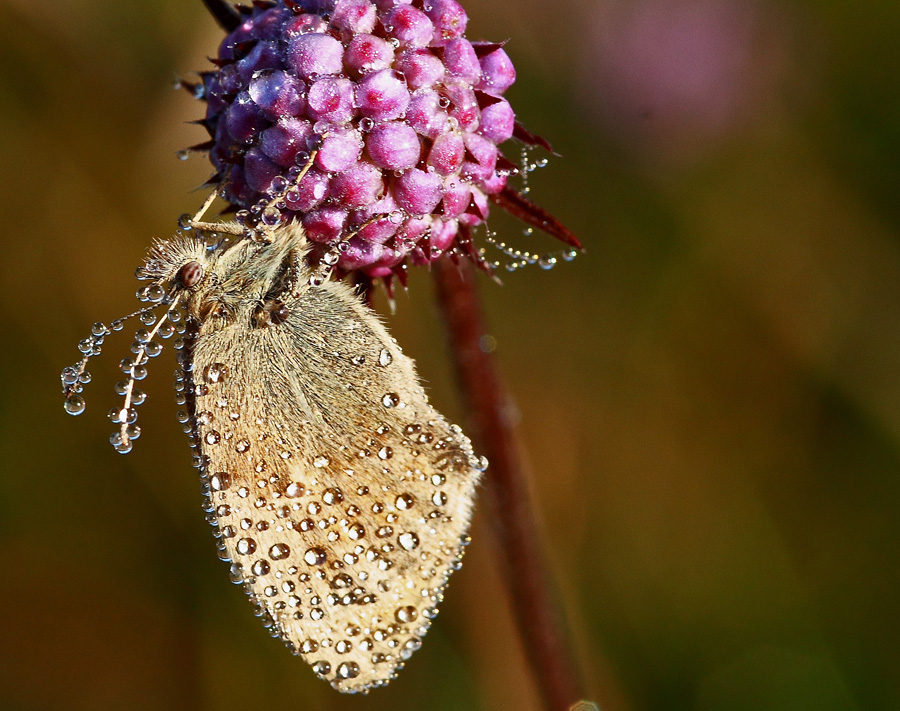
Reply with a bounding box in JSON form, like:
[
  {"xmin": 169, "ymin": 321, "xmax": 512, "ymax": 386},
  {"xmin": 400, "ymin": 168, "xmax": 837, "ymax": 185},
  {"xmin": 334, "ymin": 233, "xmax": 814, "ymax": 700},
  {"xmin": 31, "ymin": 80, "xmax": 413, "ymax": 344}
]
[{"xmin": 190, "ymin": 278, "xmax": 482, "ymax": 692}]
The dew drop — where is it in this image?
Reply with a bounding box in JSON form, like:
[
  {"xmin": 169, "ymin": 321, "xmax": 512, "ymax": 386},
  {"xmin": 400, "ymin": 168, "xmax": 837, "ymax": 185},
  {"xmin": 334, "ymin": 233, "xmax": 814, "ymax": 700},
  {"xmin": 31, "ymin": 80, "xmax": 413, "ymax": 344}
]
[
  {"xmin": 203, "ymin": 363, "xmax": 229, "ymax": 383},
  {"xmin": 64, "ymin": 394, "xmax": 86, "ymax": 416},
  {"xmin": 323, "ymin": 487, "xmax": 344, "ymax": 505},
  {"xmin": 210, "ymin": 472, "xmax": 232, "ymax": 491},
  {"xmin": 252, "ymin": 559, "xmax": 270, "ymax": 576},
  {"xmin": 225, "ymin": 561, "xmax": 245, "ymax": 585},
  {"xmin": 336, "ymin": 661, "xmax": 360, "ymax": 679},
  {"xmin": 314, "ymin": 455, "xmax": 330, "ymax": 468},
  {"xmin": 237, "ymin": 538, "xmax": 257, "ymax": 555},
  {"xmin": 395, "ymin": 605, "xmax": 418, "ymax": 623},
  {"xmin": 399, "ymin": 532, "xmax": 420, "ymax": 551},
  {"xmin": 381, "ymin": 393, "xmax": 400, "ymax": 408},
  {"xmin": 401, "ymin": 638, "xmax": 422, "ymax": 660},
  {"xmin": 312, "ymin": 660, "xmax": 331, "ymax": 675},
  {"xmin": 396, "ymin": 493, "xmax": 415, "ymax": 510},
  {"xmin": 285, "ymin": 482, "xmax": 306, "ymax": 498},
  {"xmin": 269, "ymin": 543, "xmax": 291, "ymax": 560},
  {"xmin": 378, "ymin": 348, "xmax": 393, "ymax": 366},
  {"xmin": 304, "ymin": 547, "xmax": 327, "ymax": 565}
]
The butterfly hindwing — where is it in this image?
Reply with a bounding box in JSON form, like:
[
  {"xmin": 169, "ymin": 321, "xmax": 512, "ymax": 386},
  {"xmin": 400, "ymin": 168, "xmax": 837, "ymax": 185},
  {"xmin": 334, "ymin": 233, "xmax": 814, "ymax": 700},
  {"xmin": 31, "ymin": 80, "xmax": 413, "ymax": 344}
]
[{"xmin": 190, "ymin": 272, "xmax": 481, "ymax": 692}]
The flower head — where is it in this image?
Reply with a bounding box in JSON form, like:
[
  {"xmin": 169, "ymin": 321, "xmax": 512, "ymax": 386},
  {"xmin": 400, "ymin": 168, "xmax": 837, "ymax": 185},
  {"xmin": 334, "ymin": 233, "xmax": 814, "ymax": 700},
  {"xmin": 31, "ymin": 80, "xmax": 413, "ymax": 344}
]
[{"xmin": 191, "ymin": 0, "xmax": 579, "ymax": 281}]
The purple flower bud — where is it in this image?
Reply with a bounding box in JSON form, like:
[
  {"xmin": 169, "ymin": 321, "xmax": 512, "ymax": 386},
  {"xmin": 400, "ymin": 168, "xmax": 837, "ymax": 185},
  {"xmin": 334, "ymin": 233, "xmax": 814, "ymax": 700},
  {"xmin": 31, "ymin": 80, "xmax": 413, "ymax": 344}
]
[
  {"xmin": 355, "ymin": 216, "xmax": 399, "ymax": 244},
  {"xmin": 355, "ymin": 69, "xmax": 410, "ymax": 120},
  {"xmin": 344, "ymin": 34, "xmax": 395, "ymax": 76},
  {"xmin": 332, "ymin": 0, "xmax": 377, "ymax": 35},
  {"xmin": 204, "ymin": 73, "xmax": 228, "ymax": 114},
  {"xmin": 227, "ymin": 163, "xmax": 254, "ymax": 204},
  {"xmin": 477, "ymin": 47, "xmax": 516, "ymax": 94},
  {"xmin": 285, "ymin": 168, "xmax": 330, "ymax": 212},
  {"xmin": 443, "ymin": 39, "xmax": 480, "ymax": 83},
  {"xmin": 340, "ymin": 236, "xmax": 385, "ymax": 270},
  {"xmin": 406, "ymin": 91, "xmax": 450, "ymax": 138},
  {"xmin": 443, "ymin": 80, "xmax": 480, "ymax": 130},
  {"xmin": 316, "ymin": 128, "xmax": 364, "ymax": 172},
  {"xmin": 306, "ymin": 76, "xmax": 356, "ymax": 124},
  {"xmin": 427, "ymin": 131, "xmax": 464, "ymax": 174},
  {"xmin": 329, "ymin": 161, "xmax": 384, "ymax": 208},
  {"xmin": 244, "ymin": 148, "xmax": 281, "ymax": 193},
  {"xmin": 217, "ymin": 63, "xmax": 243, "ymax": 95},
  {"xmin": 353, "ymin": 192, "xmax": 399, "ymax": 224},
  {"xmin": 464, "ymin": 132, "xmax": 498, "ymax": 169},
  {"xmin": 478, "ymin": 97, "xmax": 515, "ymax": 142},
  {"xmin": 396, "ymin": 215, "xmax": 433, "ymax": 246},
  {"xmin": 460, "ymin": 159, "xmax": 492, "ymax": 182},
  {"xmin": 288, "ymin": 33, "xmax": 344, "ymax": 78},
  {"xmin": 237, "ymin": 41, "xmax": 282, "ymax": 83},
  {"xmin": 480, "ymin": 170, "xmax": 508, "ymax": 195},
  {"xmin": 430, "ymin": 217, "xmax": 459, "ymax": 251},
  {"xmin": 395, "ymin": 48, "xmax": 445, "ymax": 89},
  {"xmin": 225, "ymin": 97, "xmax": 267, "ymax": 144},
  {"xmin": 441, "ymin": 178, "xmax": 471, "ymax": 218},
  {"xmin": 366, "ymin": 121, "xmax": 421, "ymax": 170},
  {"xmin": 252, "ymin": 6, "xmax": 292, "ymax": 36},
  {"xmin": 394, "ymin": 168, "xmax": 442, "ymax": 214},
  {"xmin": 424, "ymin": 0, "xmax": 468, "ymax": 41},
  {"xmin": 260, "ymin": 118, "xmax": 314, "ymax": 166},
  {"xmin": 303, "ymin": 206, "xmax": 349, "ymax": 243},
  {"xmin": 249, "ymin": 70, "xmax": 306, "ymax": 120},
  {"xmin": 384, "ymin": 5, "xmax": 434, "ymax": 47}
]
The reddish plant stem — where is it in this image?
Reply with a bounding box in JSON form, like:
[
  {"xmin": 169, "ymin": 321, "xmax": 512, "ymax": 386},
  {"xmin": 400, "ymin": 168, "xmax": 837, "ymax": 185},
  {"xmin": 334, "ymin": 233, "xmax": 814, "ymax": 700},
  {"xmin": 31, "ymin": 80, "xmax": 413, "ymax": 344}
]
[{"xmin": 433, "ymin": 258, "xmax": 584, "ymax": 711}]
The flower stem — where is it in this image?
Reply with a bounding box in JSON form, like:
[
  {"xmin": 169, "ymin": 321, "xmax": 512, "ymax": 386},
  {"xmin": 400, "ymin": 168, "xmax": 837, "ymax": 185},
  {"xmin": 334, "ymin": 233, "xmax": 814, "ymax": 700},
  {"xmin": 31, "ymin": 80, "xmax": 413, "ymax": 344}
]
[{"xmin": 433, "ymin": 258, "xmax": 585, "ymax": 711}]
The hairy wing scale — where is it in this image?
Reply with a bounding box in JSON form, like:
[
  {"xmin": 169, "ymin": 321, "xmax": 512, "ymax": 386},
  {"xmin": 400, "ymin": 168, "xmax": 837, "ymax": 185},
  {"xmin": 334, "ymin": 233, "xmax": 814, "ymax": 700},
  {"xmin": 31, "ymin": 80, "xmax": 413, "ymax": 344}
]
[{"xmin": 191, "ymin": 280, "xmax": 481, "ymax": 692}]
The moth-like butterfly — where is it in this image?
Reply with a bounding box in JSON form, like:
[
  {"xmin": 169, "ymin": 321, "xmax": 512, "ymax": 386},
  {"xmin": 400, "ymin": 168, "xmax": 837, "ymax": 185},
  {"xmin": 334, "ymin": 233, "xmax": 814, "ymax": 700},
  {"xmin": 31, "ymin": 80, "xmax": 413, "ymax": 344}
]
[{"xmin": 62, "ymin": 216, "xmax": 485, "ymax": 692}]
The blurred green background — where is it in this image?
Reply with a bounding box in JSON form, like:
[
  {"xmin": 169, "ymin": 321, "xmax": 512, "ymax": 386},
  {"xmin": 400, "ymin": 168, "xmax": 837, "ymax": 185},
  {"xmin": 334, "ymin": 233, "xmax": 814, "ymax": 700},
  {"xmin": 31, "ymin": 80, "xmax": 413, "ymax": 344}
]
[{"xmin": 1, "ymin": 0, "xmax": 899, "ymax": 709}]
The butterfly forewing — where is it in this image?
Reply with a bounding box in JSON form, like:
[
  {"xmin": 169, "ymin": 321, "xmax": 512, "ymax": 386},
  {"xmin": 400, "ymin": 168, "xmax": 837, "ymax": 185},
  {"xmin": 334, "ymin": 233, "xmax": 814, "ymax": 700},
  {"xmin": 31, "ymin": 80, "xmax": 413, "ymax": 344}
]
[{"xmin": 189, "ymin": 268, "xmax": 481, "ymax": 692}]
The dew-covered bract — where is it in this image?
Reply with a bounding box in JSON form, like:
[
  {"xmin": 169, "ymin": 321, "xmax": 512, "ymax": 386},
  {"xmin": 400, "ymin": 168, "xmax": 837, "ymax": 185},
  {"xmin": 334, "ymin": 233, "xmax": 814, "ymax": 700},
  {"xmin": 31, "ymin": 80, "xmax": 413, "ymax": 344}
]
[{"xmin": 61, "ymin": 220, "xmax": 485, "ymax": 692}]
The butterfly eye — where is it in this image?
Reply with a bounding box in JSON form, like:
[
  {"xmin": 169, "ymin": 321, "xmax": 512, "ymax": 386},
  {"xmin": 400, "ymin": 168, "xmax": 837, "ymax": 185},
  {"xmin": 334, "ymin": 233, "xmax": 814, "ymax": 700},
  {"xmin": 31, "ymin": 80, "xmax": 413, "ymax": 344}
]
[{"xmin": 178, "ymin": 261, "xmax": 204, "ymax": 288}]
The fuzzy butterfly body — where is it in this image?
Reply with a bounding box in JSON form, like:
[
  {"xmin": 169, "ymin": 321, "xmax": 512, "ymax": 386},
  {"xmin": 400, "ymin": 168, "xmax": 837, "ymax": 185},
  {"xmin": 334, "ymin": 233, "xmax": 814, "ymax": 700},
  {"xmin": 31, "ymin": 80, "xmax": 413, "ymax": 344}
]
[{"xmin": 75, "ymin": 222, "xmax": 484, "ymax": 692}]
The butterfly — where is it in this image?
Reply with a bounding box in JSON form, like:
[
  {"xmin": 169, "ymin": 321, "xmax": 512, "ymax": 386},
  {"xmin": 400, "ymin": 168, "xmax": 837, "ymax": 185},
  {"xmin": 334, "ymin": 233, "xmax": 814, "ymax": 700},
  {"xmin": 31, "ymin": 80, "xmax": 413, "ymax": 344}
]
[{"xmin": 63, "ymin": 217, "xmax": 485, "ymax": 692}]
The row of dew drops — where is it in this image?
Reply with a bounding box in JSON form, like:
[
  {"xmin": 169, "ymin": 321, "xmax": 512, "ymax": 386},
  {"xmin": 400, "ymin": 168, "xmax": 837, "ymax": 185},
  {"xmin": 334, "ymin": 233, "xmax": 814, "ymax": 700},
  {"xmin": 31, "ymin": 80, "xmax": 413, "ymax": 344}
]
[{"xmin": 61, "ymin": 275, "xmax": 185, "ymax": 453}]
